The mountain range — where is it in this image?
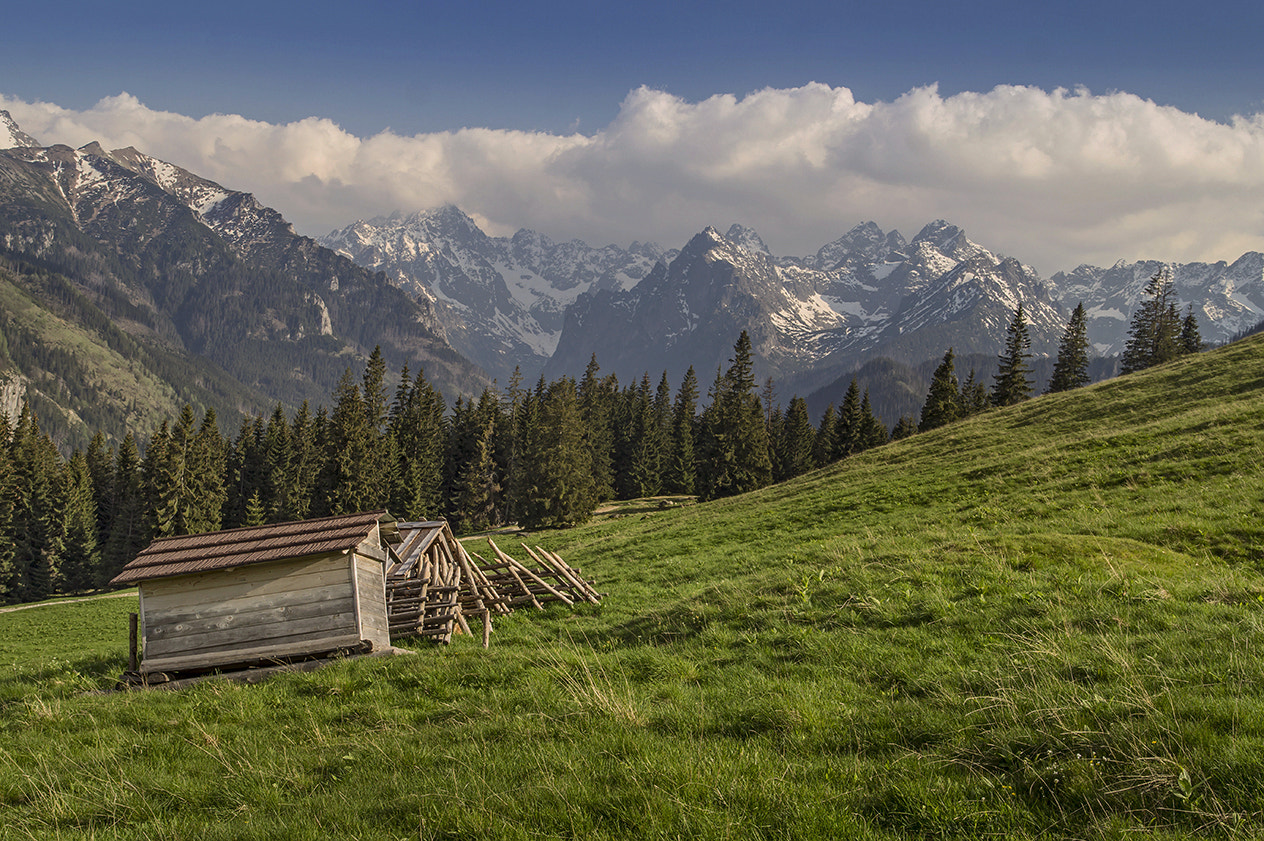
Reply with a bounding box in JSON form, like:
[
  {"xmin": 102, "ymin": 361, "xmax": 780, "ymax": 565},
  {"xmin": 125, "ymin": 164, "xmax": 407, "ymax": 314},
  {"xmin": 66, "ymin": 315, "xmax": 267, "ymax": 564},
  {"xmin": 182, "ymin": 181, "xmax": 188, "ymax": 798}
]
[
  {"xmin": 0, "ymin": 112, "xmax": 486, "ymax": 448},
  {"xmin": 4, "ymin": 105, "xmax": 1264, "ymax": 449},
  {"xmin": 322, "ymin": 208, "xmax": 1264, "ymax": 400}
]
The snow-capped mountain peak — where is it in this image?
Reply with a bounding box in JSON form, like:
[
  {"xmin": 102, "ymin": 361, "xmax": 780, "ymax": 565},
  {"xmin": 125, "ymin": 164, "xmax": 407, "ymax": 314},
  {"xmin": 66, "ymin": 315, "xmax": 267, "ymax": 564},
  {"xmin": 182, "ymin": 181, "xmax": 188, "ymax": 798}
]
[{"xmin": 0, "ymin": 111, "xmax": 39, "ymax": 150}]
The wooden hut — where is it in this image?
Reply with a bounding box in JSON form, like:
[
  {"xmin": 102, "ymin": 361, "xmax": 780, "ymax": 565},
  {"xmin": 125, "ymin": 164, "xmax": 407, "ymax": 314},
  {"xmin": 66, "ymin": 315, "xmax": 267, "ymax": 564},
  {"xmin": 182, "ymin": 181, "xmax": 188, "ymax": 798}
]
[{"xmin": 110, "ymin": 510, "xmax": 401, "ymax": 677}]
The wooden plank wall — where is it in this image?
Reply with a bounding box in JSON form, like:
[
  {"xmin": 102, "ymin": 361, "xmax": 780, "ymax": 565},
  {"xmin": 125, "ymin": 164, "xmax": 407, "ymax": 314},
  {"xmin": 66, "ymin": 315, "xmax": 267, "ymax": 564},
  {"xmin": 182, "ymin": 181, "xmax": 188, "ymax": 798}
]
[
  {"xmin": 139, "ymin": 554, "xmax": 363, "ymax": 674},
  {"xmin": 353, "ymin": 553, "xmax": 390, "ymax": 650}
]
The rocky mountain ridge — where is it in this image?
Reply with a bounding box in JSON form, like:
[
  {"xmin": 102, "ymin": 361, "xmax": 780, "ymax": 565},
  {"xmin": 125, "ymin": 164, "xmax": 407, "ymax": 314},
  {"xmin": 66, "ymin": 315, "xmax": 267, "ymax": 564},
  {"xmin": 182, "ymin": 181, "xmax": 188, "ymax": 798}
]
[
  {"xmin": 330, "ymin": 205, "xmax": 1264, "ymax": 395},
  {"xmin": 0, "ymin": 115, "xmax": 487, "ymax": 446}
]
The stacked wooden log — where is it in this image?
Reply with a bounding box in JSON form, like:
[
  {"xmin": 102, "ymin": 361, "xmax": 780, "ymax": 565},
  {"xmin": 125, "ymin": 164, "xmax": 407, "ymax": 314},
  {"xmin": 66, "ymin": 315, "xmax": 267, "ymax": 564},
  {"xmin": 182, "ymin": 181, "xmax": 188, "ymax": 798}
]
[
  {"xmin": 469, "ymin": 539, "xmax": 604, "ymax": 609},
  {"xmin": 386, "ymin": 522, "xmax": 601, "ymax": 648}
]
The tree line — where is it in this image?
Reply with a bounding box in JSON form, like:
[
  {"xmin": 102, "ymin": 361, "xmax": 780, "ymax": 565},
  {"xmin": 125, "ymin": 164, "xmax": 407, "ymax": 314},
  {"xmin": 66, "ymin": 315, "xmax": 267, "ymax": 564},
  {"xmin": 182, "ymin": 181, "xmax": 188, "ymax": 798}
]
[
  {"xmin": 0, "ymin": 270, "xmax": 1204, "ymax": 605},
  {"xmin": 914, "ymin": 268, "xmax": 1202, "ymax": 433}
]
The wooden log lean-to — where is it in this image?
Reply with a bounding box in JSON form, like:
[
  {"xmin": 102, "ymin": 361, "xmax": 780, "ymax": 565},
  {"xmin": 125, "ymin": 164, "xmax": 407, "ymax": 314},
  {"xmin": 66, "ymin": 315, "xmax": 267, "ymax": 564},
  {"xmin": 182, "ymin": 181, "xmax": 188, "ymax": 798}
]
[{"xmin": 385, "ymin": 521, "xmax": 603, "ymax": 650}]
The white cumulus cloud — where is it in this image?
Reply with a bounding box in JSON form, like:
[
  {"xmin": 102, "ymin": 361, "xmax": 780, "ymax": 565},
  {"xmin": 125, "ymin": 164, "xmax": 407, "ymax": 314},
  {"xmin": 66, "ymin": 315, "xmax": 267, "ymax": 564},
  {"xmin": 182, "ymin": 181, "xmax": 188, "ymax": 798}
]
[{"xmin": 4, "ymin": 84, "xmax": 1264, "ymax": 274}]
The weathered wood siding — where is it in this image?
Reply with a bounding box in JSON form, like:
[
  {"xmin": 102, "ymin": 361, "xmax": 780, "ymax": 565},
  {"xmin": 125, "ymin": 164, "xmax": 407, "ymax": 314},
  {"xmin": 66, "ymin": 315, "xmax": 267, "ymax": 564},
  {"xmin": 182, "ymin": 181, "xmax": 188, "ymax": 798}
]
[
  {"xmin": 353, "ymin": 553, "xmax": 390, "ymax": 649},
  {"xmin": 139, "ymin": 554, "xmax": 368, "ymax": 674}
]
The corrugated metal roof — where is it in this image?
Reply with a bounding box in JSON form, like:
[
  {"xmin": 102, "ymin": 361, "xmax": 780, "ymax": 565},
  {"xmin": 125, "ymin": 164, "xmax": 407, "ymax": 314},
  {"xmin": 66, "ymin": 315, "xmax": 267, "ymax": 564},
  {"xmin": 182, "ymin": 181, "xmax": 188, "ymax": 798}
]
[{"xmin": 110, "ymin": 510, "xmax": 398, "ymax": 586}]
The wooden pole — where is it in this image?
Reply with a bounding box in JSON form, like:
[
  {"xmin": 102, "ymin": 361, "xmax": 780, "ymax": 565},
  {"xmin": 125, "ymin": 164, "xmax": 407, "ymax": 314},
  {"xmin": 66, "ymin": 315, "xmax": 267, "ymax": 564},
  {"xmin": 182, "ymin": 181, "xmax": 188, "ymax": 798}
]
[{"xmin": 128, "ymin": 612, "xmax": 139, "ymax": 672}]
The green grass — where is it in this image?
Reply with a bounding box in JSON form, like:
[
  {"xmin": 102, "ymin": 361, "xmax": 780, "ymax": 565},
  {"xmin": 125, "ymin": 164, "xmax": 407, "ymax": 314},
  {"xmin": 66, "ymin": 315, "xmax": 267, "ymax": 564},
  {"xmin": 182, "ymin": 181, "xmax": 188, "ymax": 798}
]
[{"xmin": 4, "ymin": 337, "xmax": 1264, "ymax": 838}]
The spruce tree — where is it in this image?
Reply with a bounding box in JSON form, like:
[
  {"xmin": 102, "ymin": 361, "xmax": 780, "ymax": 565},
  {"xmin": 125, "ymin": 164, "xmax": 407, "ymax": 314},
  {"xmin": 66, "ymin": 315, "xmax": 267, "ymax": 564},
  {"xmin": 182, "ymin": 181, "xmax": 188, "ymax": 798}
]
[
  {"xmin": 991, "ymin": 304, "xmax": 1033, "ymax": 407},
  {"xmin": 1047, "ymin": 302, "xmax": 1091, "ymax": 393},
  {"xmin": 835, "ymin": 379, "xmax": 863, "ymax": 459},
  {"xmin": 58, "ymin": 450, "xmax": 101, "ymax": 593},
  {"xmin": 891, "ymin": 415, "xmax": 918, "ymax": 441},
  {"xmin": 630, "ymin": 373, "xmax": 664, "ymax": 498},
  {"xmin": 1180, "ymin": 305, "xmax": 1203, "ymax": 354},
  {"xmin": 85, "ymin": 432, "xmax": 114, "ymax": 549},
  {"xmin": 577, "ymin": 358, "xmax": 616, "ymax": 504},
  {"xmin": 960, "ymin": 370, "xmax": 990, "ymax": 416},
  {"xmin": 516, "ymin": 377, "xmax": 596, "ymax": 528},
  {"xmin": 0, "ymin": 413, "xmax": 16, "ymax": 600},
  {"xmin": 811, "ymin": 404, "xmax": 837, "ymax": 468},
  {"xmin": 1121, "ymin": 268, "xmax": 1182, "ymax": 373},
  {"xmin": 859, "ymin": 389, "xmax": 888, "ymax": 449},
  {"xmin": 663, "ymin": 367, "xmax": 698, "ymax": 495},
  {"xmin": 102, "ymin": 433, "xmax": 144, "ymax": 586},
  {"xmin": 919, "ymin": 349, "xmax": 961, "ymax": 432},
  {"xmin": 696, "ymin": 332, "xmax": 772, "ymax": 501},
  {"xmin": 9, "ymin": 403, "xmax": 61, "ymax": 600},
  {"xmin": 776, "ymin": 396, "xmax": 816, "ymax": 480},
  {"xmin": 389, "ymin": 369, "xmax": 446, "ymax": 522}
]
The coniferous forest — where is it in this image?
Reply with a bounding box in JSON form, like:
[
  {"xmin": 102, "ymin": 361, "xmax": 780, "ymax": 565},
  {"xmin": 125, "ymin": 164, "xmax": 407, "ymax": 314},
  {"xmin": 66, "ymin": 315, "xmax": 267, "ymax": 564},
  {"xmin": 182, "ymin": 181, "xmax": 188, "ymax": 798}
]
[{"xmin": 0, "ymin": 278, "xmax": 1207, "ymax": 606}]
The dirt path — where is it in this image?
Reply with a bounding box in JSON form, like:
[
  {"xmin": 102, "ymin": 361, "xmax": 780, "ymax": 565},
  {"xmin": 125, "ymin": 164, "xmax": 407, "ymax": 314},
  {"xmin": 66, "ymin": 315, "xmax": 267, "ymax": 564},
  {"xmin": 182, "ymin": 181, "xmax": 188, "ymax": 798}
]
[{"xmin": 0, "ymin": 591, "xmax": 136, "ymax": 614}]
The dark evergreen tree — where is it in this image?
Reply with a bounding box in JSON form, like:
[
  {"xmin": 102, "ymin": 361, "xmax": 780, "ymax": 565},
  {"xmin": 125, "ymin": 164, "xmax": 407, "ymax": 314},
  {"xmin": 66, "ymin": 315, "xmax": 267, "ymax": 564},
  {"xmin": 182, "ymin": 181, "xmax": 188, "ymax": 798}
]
[
  {"xmin": 223, "ymin": 416, "xmax": 266, "ymax": 528},
  {"xmin": 321, "ymin": 369, "xmax": 377, "ymax": 515},
  {"xmin": 663, "ymin": 366, "xmax": 698, "ymax": 495},
  {"xmin": 516, "ymin": 377, "xmax": 596, "ymax": 528},
  {"xmin": 1047, "ymin": 302, "xmax": 1091, "ymax": 393},
  {"xmin": 811, "ymin": 404, "xmax": 837, "ymax": 468},
  {"xmin": 452, "ymin": 411, "xmax": 500, "ymax": 532},
  {"xmin": 776, "ymin": 396, "xmax": 816, "ymax": 480},
  {"xmin": 85, "ymin": 431, "xmax": 114, "ymax": 549},
  {"xmin": 890, "ymin": 415, "xmax": 918, "ymax": 441},
  {"xmin": 186, "ymin": 409, "xmax": 226, "ymax": 534},
  {"xmin": 0, "ymin": 413, "xmax": 16, "ymax": 599},
  {"xmin": 102, "ymin": 433, "xmax": 145, "ymax": 586},
  {"xmin": 960, "ymin": 369, "xmax": 990, "ymax": 416},
  {"xmin": 1121, "ymin": 268, "xmax": 1182, "ymax": 374},
  {"xmin": 388, "ymin": 368, "xmax": 447, "ymax": 522},
  {"xmin": 859, "ymin": 390, "xmax": 888, "ymax": 449},
  {"xmin": 696, "ymin": 332, "xmax": 772, "ymax": 501},
  {"xmin": 58, "ymin": 450, "xmax": 101, "ymax": 593},
  {"xmin": 1180, "ymin": 305, "xmax": 1203, "ymax": 354},
  {"xmin": 630, "ymin": 373, "xmax": 665, "ymax": 498},
  {"xmin": 578, "ymin": 358, "xmax": 618, "ymax": 503},
  {"xmin": 835, "ymin": 379, "xmax": 863, "ymax": 459},
  {"xmin": 919, "ymin": 349, "xmax": 961, "ymax": 432},
  {"xmin": 991, "ymin": 304, "xmax": 1033, "ymax": 407},
  {"xmin": 8, "ymin": 403, "xmax": 61, "ymax": 600}
]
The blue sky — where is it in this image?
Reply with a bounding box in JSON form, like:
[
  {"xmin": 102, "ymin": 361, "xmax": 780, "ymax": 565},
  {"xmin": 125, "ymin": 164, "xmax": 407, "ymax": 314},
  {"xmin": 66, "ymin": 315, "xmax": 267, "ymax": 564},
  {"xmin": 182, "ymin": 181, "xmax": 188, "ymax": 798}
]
[
  {"xmin": 4, "ymin": 0, "xmax": 1264, "ymax": 271},
  {"xmin": 10, "ymin": 0, "xmax": 1261, "ymax": 133}
]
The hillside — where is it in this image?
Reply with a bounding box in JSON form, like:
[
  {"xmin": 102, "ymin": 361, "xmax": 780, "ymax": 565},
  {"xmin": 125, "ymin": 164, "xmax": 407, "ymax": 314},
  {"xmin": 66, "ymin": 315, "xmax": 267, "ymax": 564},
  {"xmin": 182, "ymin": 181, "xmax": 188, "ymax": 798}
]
[
  {"xmin": 0, "ymin": 128, "xmax": 488, "ymax": 448},
  {"xmin": 2, "ymin": 335, "xmax": 1263, "ymax": 839}
]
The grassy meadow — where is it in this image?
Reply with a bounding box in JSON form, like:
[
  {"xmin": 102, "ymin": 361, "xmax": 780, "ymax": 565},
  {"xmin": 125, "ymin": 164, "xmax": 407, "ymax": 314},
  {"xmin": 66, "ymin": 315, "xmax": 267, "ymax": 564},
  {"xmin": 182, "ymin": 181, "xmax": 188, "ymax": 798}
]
[{"xmin": 2, "ymin": 335, "xmax": 1264, "ymax": 839}]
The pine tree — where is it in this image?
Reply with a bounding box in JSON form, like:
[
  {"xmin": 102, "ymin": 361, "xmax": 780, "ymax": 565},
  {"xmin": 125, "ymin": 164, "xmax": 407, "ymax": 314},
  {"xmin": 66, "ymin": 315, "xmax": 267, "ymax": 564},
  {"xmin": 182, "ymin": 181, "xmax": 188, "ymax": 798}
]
[
  {"xmin": 1047, "ymin": 302, "xmax": 1091, "ymax": 393},
  {"xmin": 388, "ymin": 369, "xmax": 446, "ymax": 522},
  {"xmin": 85, "ymin": 432, "xmax": 114, "ymax": 549},
  {"xmin": 1180, "ymin": 305, "xmax": 1203, "ymax": 354},
  {"xmin": 0, "ymin": 413, "xmax": 16, "ymax": 600},
  {"xmin": 58, "ymin": 450, "xmax": 101, "ymax": 593},
  {"xmin": 696, "ymin": 332, "xmax": 772, "ymax": 501},
  {"xmin": 991, "ymin": 304, "xmax": 1033, "ymax": 407},
  {"xmin": 322, "ymin": 369, "xmax": 376, "ymax": 515},
  {"xmin": 890, "ymin": 415, "xmax": 918, "ymax": 441},
  {"xmin": 859, "ymin": 390, "xmax": 888, "ymax": 449},
  {"xmin": 960, "ymin": 370, "xmax": 990, "ymax": 416},
  {"xmin": 453, "ymin": 412, "xmax": 501, "ymax": 532},
  {"xmin": 834, "ymin": 379, "xmax": 863, "ymax": 459},
  {"xmin": 919, "ymin": 349, "xmax": 961, "ymax": 432},
  {"xmin": 811, "ymin": 404, "xmax": 837, "ymax": 468},
  {"xmin": 8, "ymin": 404, "xmax": 62, "ymax": 600},
  {"xmin": 516, "ymin": 377, "xmax": 596, "ymax": 528},
  {"xmin": 776, "ymin": 396, "xmax": 816, "ymax": 480},
  {"xmin": 577, "ymin": 358, "xmax": 617, "ymax": 504},
  {"xmin": 663, "ymin": 367, "xmax": 698, "ymax": 495},
  {"xmin": 1121, "ymin": 268, "xmax": 1182, "ymax": 373},
  {"xmin": 102, "ymin": 433, "xmax": 145, "ymax": 586},
  {"xmin": 630, "ymin": 373, "xmax": 664, "ymax": 498}
]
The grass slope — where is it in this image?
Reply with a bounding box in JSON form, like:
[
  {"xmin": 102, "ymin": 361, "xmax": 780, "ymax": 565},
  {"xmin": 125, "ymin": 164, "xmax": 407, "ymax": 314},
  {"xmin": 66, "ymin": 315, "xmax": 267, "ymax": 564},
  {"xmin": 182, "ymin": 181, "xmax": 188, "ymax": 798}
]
[{"xmin": 2, "ymin": 337, "xmax": 1263, "ymax": 839}]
